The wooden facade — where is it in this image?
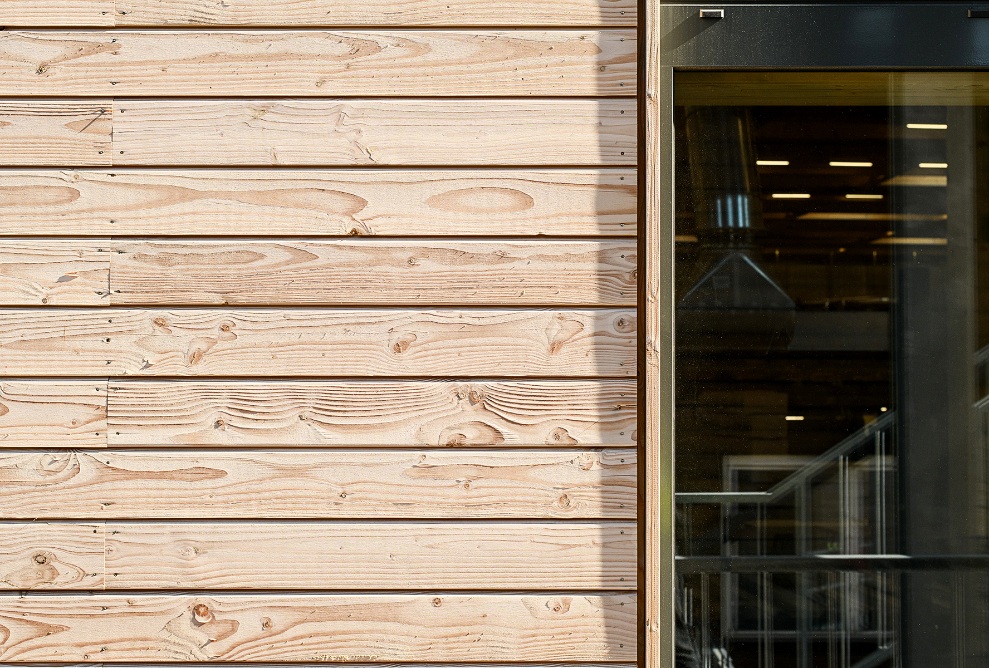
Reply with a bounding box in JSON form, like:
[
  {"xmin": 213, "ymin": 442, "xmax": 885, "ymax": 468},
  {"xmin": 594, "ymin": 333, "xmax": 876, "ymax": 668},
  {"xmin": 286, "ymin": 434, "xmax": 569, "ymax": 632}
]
[{"xmin": 0, "ymin": 0, "xmax": 642, "ymax": 664}]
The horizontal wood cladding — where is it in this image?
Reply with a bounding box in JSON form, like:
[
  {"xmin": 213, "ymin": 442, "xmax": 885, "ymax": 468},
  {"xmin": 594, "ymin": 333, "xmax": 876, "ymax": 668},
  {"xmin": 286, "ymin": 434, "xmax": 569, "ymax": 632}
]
[
  {"xmin": 0, "ymin": 169, "xmax": 636, "ymax": 237},
  {"xmin": 1, "ymin": 1, "xmax": 114, "ymax": 26},
  {"xmin": 0, "ymin": 309, "xmax": 635, "ymax": 377},
  {"xmin": 0, "ymin": 240, "xmax": 635, "ymax": 306},
  {"xmin": 0, "ymin": 99, "xmax": 635, "ymax": 166},
  {"xmin": 0, "ymin": 101, "xmax": 111, "ymax": 166},
  {"xmin": 0, "ymin": 593, "xmax": 636, "ymax": 661},
  {"xmin": 1, "ymin": 521, "xmax": 635, "ymax": 590},
  {"xmin": 0, "ymin": 31, "xmax": 635, "ymax": 97},
  {"xmin": 107, "ymin": 380, "xmax": 635, "ymax": 447},
  {"xmin": 112, "ymin": 99, "xmax": 636, "ymax": 166},
  {"xmin": 0, "ymin": 240, "xmax": 109, "ymax": 305},
  {"xmin": 0, "ymin": 449, "xmax": 636, "ymax": 519},
  {"xmin": 101, "ymin": 522, "xmax": 635, "ymax": 589},
  {"xmin": 115, "ymin": 0, "xmax": 637, "ymax": 26},
  {"xmin": 0, "ymin": 523, "xmax": 104, "ymax": 590},
  {"xmin": 0, "ymin": 381, "xmax": 107, "ymax": 447},
  {"xmin": 1, "ymin": 380, "xmax": 634, "ymax": 448},
  {"xmin": 1, "ymin": 0, "xmax": 636, "ymax": 26},
  {"xmin": 110, "ymin": 240, "xmax": 637, "ymax": 306}
]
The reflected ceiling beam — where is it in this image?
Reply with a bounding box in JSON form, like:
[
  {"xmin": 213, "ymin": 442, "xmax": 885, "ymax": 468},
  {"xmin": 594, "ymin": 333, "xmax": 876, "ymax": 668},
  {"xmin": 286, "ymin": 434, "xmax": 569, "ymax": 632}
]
[{"xmin": 677, "ymin": 72, "xmax": 989, "ymax": 105}]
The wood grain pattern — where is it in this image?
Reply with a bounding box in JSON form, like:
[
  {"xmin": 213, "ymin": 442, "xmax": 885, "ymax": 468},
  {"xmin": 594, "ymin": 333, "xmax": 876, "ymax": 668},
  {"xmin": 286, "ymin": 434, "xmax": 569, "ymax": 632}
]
[
  {"xmin": 0, "ymin": 523, "xmax": 103, "ymax": 590},
  {"xmin": 0, "ymin": 308, "xmax": 635, "ymax": 377},
  {"xmin": 109, "ymin": 240, "xmax": 637, "ymax": 306},
  {"xmin": 0, "ymin": 101, "xmax": 111, "ymax": 166},
  {"xmin": 645, "ymin": 8, "xmax": 673, "ymax": 667},
  {"xmin": 0, "ymin": 381, "xmax": 106, "ymax": 448},
  {"xmin": 107, "ymin": 380, "xmax": 636, "ymax": 446},
  {"xmin": 0, "ymin": 593, "xmax": 636, "ymax": 661},
  {"xmin": 0, "ymin": 1, "xmax": 112, "ymax": 26},
  {"xmin": 0, "ymin": 240, "xmax": 109, "ymax": 305},
  {"xmin": 112, "ymin": 99, "xmax": 636, "ymax": 166},
  {"xmin": 0, "ymin": 169, "xmax": 637, "ymax": 236},
  {"xmin": 104, "ymin": 522, "xmax": 636, "ymax": 589},
  {"xmin": 116, "ymin": 0, "xmax": 637, "ymax": 26},
  {"xmin": 0, "ymin": 31, "xmax": 635, "ymax": 97},
  {"xmin": 0, "ymin": 449, "xmax": 636, "ymax": 518}
]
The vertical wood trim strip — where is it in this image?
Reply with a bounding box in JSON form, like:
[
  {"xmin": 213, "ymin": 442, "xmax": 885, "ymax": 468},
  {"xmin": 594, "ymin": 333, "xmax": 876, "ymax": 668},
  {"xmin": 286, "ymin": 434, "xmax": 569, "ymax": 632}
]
[{"xmin": 643, "ymin": 0, "xmax": 672, "ymax": 667}]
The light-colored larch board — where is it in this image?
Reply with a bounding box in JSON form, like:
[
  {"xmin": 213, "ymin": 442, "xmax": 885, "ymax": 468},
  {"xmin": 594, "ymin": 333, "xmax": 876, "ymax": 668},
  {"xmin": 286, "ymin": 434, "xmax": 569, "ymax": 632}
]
[
  {"xmin": 0, "ymin": 381, "xmax": 106, "ymax": 448},
  {"xmin": 107, "ymin": 380, "xmax": 636, "ymax": 446},
  {"xmin": 0, "ymin": 0, "xmax": 112, "ymax": 26},
  {"xmin": 0, "ymin": 308, "xmax": 635, "ymax": 377},
  {"xmin": 116, "ymin": 0, "xmax": 637, "ymax": 26},
  {"xmin": 112, "ymin": 99, "xmax": 637, "ymax": 166},
  {"xmin": 0, "ymin": 169, "xmax": 637, "ymax": 237},
  {"xmin": 0, "ymin": 523, "xmax": 104, "ymax": 590},
  {"xmin": 109, "ymin": 240, "xmax": 637, "ymax": 306},
  {"xmin": 0, "ymin": 101, "xmax": 111, "ymax": 166},
  {"xmin": 0, "ymin": 240, "xmax": 109, "ymax": 305},
  {"xmin": 0, "ymin": 449, "xmax": 636, "ymax": 519},
  {"xmin": 0, "ymin": 31, "xmax": 635, "ymax": 97},
  {"xmin": 0, "ymin": 593, "xmax": 636, "ymax": 661},
  {"xmin": 104, "ymin": 521, "xmax": 636, "ymax": 589}
]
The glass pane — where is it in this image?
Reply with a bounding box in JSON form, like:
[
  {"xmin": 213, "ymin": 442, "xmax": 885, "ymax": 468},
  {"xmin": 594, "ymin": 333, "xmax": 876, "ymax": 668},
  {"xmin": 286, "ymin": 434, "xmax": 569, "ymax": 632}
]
[{"xmin": 674, "ymin": 72, "xmax": 989, "ymax": 668}]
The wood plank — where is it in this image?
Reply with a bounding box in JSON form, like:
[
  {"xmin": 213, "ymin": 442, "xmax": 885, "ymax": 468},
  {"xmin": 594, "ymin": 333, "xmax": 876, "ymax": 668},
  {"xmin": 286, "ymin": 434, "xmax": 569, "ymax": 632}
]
[
  {"xmin": 646, "ymin": 7, "xmax": 674, "ymax": 667},
  {"xmin": 0, "ymin": 308, "xmax": 635, "ymax": 377},
  {"xmin": 112, "ymin": 99, "xmax": 636, "ymax": 166},
  {"xmin": 0, "ymin": 523, "xmax": 103, "ymax": 590},
  {"xmin": 0, "ymin": 593, "xmax": 636, "ymax": 661},
  {"xmin": 0, "ymin": 449, "xmax": 636, "ymax": 518},
  {"xmin": 107, "ymin": 381, "xmax": 636, "ymax": 446},
  {"xmin": 0, "ymin": 101, "xmax": 111, "ymax": 166},
  {"xmin": 0, "ymin": 381, "xmax": 106, "ymax": 448},
  {"xmin": 0, "ymin": 31, "xmax": 635, "ymax": 97},
  {"xmin": 0, "ymin": 1, "xmax": 112, "ymax": 26},
  {"xmin": 109, "ymin": 240, "xmax": 637, "ymax": 306},
  {"xmin": 105, "ymin": 522, "xmax": 636, "ymax": 589},
  {"xmin": 0, "ymin": 169, "xmax": 637, "ymax": 237},
  {"xmin": 0, "ymin": 240, "xmax": 109, "ymax": 305},
  {"xmin": 116, "ymin": 0, "xmax": 637, "ymax": 26}
]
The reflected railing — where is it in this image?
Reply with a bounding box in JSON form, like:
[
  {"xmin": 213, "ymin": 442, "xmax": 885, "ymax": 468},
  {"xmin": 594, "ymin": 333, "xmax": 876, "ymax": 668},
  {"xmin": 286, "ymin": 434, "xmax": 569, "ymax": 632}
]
[{"xmin": 676, "ymin": 413, "xmax": 898, "ymax": 668}]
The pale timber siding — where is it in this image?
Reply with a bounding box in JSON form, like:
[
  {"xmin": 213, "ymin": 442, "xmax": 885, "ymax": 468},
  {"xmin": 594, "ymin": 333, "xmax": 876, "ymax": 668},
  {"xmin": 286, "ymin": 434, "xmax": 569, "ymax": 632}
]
[{"xmin": 0, "ymin": 0, "xmax": 638, "ymax": 664}]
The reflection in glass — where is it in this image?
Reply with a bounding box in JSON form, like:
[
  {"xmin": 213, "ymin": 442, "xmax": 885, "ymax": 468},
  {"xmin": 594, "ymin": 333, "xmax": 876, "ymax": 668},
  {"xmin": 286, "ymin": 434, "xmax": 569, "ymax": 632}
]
[{"xmin": 674, "ymin": 73, "xmax": 989, "ymax": 667}]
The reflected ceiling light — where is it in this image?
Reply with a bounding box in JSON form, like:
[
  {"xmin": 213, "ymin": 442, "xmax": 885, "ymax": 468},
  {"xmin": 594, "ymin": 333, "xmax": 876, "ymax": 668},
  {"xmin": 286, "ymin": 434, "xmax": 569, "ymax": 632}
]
[
  {"xmin": 785, "ymin": 416, "xmax": 805, "ymax": 421},
  {"xmin": 906, "ymin": 123, "xmax": 948, "ymax": 130},
  {"xmin": 882, "ymin": 174, "xmax": 947, "ymax": 187},
  {"xmin": 675, "ymin": 234, "xmax": 699, "ymax": 243},
  {"xmin": 772, "ymin": 193, "xmax": 811, "ymax": 199},
  {"xmin": 871, "ymin": 237, "xmax": 948, "ymax": 246},
  {"xmin": 845, "ymin": 194, "xmax": 884, "ymax": 200},
  {"xmin": 799, "ymin": 212, "xmax": 947, "ymax": 222},
  {"xmin": 880, "ymin": 407, "xmax": 889, "ymax": 412},
  {"xmin": 919, "ymin": 162, "xmax": 948, "ymax": 169},
  {"xmin": 756, "ymin": 160, "xmax": 790, "ymax": 166},
  {"xmin": 829, "ymin": 161, "xmax": 873, "ymax": 167}
]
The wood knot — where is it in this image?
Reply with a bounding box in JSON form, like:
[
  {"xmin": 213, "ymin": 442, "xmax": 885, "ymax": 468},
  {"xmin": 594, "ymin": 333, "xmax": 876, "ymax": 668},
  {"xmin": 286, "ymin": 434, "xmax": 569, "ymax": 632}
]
[
  {"xmin": 391, "ymin": 332, "xmax": 417, "ymax": 354},
  {"xmin": 432, "ymin": 597, "xmax": 443, "ymax": 607},
  {"xmin": 213, "ymin": 419, "xmax": 225, "ymax": 429},
  {"xmin": 462, "ymin": 481, "xmax": 471, "ymax": 490},
  {"xmin": 193, "ymin": 604, "xmax": 213, "ymax": 623},
  {"xmin": 546, "ymin": 427, "xmax": 578, "ymax": 445},
  {"xmin": 558, "ymin": 494, "xmax": 572, "ymax": 509},
  {"xmin": 548, "ymin": 598, "xmax": 572, "ymax": 614},
  {"xmin": 613, "ymin": 314, "xmax": 635, "ymax": 333},
  {"xmin": 152, "ymin": 316, "xmax": 168, "ymax": 328},
  {"xmin": 33, "ymin": 553, "xmax": 49, "ymax": 565},
  {"xmin": 261, "ymin": 616, "xmax": 272, "ymax": 631},
  {"xmin": 467, "ymin": 388, "xmax": 484, "ymax": 405}
]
